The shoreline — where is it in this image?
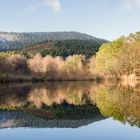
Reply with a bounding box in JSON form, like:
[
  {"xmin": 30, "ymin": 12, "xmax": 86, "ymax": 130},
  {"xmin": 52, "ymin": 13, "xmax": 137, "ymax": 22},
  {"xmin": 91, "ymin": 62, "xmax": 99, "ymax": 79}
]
[
  {"xmin": 0, "ymin": 74, "xmax": 139, "ymax": 83},
  {"xmin": 0, "ymin": 75, "xmax": 104, "ymax": 83}
]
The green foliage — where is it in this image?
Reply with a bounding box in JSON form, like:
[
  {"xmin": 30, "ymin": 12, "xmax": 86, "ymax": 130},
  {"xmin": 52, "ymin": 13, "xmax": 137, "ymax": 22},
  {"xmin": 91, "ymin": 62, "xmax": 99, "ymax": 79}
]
[
  {"xmin": 40, "ymin": 40, "xmax": 104, "ymax": 58},
  {"xmin": 96, "ymin": 37, "xmax": 124, "ymax": 74},
  {"xmin": 95, "ymin": 84, "xmax": 140, "ymax": 126},
  {"xmin": 0, "ymin": 51, "xmax": 16, "ymax": 58},
  {"xmin": 96, "ymin": 33, "xmax": 140, "ymax": 76}
]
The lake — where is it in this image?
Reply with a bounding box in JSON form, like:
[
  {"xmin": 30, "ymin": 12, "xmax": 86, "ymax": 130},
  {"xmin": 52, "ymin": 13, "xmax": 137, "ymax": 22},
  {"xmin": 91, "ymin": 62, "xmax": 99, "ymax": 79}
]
[{"xmin": 0, "ymin": 81, "xmax": 140, "ymax": 140}]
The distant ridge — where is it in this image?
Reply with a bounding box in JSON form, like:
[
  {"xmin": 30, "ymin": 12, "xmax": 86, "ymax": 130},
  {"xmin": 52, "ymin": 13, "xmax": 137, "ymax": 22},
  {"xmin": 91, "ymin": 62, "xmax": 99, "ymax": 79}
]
[{"xmin": 0, "ymin": 31, "xmax": 106, "ymax": 50}]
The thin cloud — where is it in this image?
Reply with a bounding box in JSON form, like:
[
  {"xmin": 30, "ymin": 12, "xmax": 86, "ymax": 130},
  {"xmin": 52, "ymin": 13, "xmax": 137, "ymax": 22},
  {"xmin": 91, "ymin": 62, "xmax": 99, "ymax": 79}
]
[
  {"xmin": 123, "ymin": 0, "xmax": 140, "ymax": 11},
  {"xmin": 27, "ymin": 0, "xmax": 62, "ymax": 14},
  {"xmin": 44, "ymin": 0, "xmax": 62, "ymax": 13}
]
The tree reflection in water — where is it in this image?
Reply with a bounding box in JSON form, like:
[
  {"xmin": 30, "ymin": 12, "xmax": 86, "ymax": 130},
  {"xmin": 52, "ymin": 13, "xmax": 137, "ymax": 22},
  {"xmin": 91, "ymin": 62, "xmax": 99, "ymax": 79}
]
[{"xmin": 0, "ymin": 81, "xmax": 140, "ymax": 128}]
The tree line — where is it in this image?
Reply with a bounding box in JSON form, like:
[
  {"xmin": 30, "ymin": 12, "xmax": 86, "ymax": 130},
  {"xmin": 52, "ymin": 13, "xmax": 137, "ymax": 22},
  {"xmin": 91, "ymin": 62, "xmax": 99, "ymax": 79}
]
[
  {"xmin": 0, "ymin": 53, "xmax": 97, "ymax": 81},
  {"xmin": 96, "ymin": 32, "xmax": 140, "ymax": 77},
  {"xmin": 0, "ymin": 32, "xmax": 140, "ymax": 81}
]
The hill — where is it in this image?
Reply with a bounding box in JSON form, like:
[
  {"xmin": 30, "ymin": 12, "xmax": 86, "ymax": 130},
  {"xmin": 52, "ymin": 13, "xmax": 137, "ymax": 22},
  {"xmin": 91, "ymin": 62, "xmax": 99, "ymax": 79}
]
[
  {"xmin": 0, "ymin": 31, "xmax": 106, "ymax": 50},
  {"xmin": 21, "ymin": 39, "xmax": 106, "ymax": 58}
]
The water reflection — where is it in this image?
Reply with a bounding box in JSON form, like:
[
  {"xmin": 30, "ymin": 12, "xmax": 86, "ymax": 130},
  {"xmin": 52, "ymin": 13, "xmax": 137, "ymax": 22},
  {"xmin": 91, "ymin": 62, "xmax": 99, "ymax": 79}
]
[{"xmin": 0, "ymin": 82, "xmax": 140, "ymax": 128}]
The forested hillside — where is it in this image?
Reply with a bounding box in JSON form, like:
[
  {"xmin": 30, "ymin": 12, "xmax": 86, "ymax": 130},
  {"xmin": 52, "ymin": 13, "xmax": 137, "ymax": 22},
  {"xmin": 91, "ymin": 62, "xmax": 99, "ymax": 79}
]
[
  {"xmin": 0, "ymin": 32, "xmax": 106, "ymax": 51},
  {"xmin": 21, "ymin": 39, "xmax": 105, "ymax": 58}
]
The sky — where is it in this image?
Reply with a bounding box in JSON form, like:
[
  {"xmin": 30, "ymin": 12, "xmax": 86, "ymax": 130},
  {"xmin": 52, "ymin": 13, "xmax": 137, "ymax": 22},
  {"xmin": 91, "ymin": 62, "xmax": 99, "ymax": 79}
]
[{"xmin": 0, "ymin": 0, "xmax": 140, "ymax": 40}]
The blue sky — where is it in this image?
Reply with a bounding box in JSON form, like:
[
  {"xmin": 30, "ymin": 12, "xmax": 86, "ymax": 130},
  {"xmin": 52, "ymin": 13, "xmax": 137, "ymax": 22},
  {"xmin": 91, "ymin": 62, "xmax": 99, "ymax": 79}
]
[{"xmin": 0, "ymin": 0, "xmax": 140, "ymax": 40}]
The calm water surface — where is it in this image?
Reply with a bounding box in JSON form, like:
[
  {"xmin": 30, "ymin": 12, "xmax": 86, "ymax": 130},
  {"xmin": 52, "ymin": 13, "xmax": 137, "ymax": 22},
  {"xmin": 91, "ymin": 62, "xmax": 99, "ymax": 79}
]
[{"xmin": 0, "ymin": 82, "xmax": 140, "ymax": 140}]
